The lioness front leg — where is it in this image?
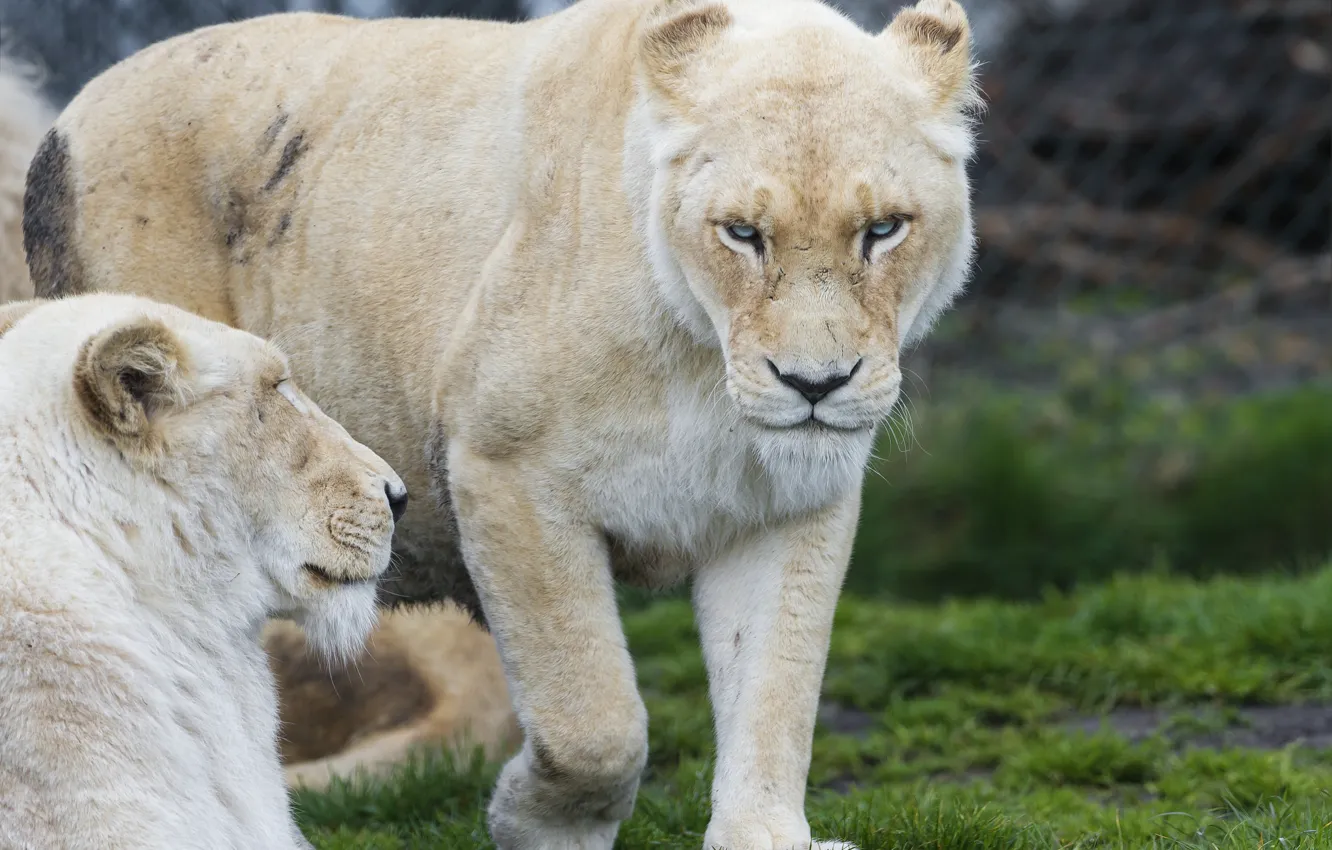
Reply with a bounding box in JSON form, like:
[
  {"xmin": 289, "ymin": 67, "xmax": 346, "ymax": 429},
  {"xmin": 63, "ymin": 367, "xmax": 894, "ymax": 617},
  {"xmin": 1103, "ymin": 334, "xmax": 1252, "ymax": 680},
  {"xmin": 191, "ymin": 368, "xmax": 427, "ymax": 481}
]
[
  {"xmin": 693, "ymin": 495, "xmax": 860, "ymax": 850},
  {"xmin": 448, "ymin": 444, "xmax": 648, "ymax": 849}
]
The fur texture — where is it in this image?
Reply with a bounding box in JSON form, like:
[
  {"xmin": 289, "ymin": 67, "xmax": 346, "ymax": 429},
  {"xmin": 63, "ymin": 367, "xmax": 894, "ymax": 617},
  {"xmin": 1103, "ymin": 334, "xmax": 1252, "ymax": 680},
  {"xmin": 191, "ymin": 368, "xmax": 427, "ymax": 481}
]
[
  {"xmin": 0, "ymin": 294, "xmax": 407, "ymax": 850},
  {"xmin": 0, "ymin": 52, "xmax": 52, "ymax": 302},
  {"xmin": 27, "ymin": 0, "xmax": 980, "ymax": 846}
]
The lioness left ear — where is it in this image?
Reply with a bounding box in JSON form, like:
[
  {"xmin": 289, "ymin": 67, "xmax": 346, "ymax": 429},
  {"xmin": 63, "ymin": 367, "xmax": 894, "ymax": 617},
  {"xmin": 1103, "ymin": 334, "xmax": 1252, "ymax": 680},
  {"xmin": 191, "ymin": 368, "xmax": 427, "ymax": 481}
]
[
  {"xmin": 637, "ymin": 0, "xmax": 732, "ymax": 104},
  {"xmin": 74, "ymin": 316, "xmax": 191, "ymax": 443},
  {"xmin": 883, "ymin": 0, "xmax": 978, "ymax": 113},
  {"xmin": 0, "ymin": 299, "xmax": 42, "ymax": 338}
]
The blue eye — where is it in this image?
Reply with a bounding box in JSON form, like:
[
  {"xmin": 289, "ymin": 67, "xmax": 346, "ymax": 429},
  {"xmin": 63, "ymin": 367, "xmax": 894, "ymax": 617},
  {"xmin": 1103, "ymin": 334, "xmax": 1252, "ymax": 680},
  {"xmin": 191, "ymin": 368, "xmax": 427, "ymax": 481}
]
[
  {"xmin": 726, "ymin": 223, "xmax": 759, "ymax": 241},
  {"xmin": 868, "ymin": 219, "xmax": 902, "ymax": 238}
]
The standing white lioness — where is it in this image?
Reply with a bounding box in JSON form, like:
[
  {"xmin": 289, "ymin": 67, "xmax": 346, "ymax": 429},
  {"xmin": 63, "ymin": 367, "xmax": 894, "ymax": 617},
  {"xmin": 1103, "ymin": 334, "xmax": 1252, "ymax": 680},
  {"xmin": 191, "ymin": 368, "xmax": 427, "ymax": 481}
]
[
  {"xmin": 25, "ymin": 0, "xmax": 980, "ymax": 845},
  {"xmin": 0, "ymin": 294, "xmax": 408, "ymax": 850}
]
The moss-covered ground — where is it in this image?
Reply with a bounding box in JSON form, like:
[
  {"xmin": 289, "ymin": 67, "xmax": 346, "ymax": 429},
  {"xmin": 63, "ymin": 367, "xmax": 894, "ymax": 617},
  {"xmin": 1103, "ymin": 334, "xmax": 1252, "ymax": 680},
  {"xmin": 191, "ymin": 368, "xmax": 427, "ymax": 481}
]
[{"xmin": 296, "ymin": 566, "xmax": 1332, "ymax": 849}]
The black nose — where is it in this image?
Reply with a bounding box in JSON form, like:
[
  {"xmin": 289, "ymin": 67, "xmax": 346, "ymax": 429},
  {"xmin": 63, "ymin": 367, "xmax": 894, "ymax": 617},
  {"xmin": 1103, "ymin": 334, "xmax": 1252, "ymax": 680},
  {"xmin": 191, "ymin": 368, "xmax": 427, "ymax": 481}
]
[
  {"xmin": 386, "ymin": 484, "xmax": 408, "ymax": 523},
  {"xmin": 768, "ymin": 359, "xmax": 862, "ymax": 405}
]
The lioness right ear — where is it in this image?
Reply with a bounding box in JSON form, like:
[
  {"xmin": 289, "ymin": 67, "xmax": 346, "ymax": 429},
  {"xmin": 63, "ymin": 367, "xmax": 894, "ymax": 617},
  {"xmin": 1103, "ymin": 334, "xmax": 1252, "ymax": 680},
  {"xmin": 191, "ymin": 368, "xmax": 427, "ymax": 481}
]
[
  {"xmin": 637, "ymin": 0, "xmax": 732, "ymax": 105},
  {"xmin": 74, "ymin": 316, "xmax": 191, "ymax": 443},
  {"xmin": 0, "ymin": 299, "xmax": 42, "ymax": 338},
  {"xmin": 883, "ymin": 0, "xmax": 979, "ymax": 114}
]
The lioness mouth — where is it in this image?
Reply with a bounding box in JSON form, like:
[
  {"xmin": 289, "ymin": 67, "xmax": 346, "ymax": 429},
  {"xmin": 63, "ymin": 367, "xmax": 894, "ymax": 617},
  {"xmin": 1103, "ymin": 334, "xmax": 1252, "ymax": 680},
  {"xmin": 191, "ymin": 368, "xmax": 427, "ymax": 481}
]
[
  {"xmin": 302, "ymin": 563, "xmax": 373, "ymax": 587},
  {"xmin": 777, "ymin": 416, "xmax": 868, "ymax": 434}
]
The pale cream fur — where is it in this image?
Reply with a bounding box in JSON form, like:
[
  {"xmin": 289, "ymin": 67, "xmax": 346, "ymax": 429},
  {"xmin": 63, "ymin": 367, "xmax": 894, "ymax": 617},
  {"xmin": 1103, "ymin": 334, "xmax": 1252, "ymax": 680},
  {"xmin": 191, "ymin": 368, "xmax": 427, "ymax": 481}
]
[
  {"xmin": 33, "ymin": 0, "xmax": 980, "ymax": 846},
  {"xmin": 0, "ymin": 50, "xmax": 52, "ymax": 302},
  {"xmin": 0, "ymin": 293, "xmax": 407, "ymax": 850}
]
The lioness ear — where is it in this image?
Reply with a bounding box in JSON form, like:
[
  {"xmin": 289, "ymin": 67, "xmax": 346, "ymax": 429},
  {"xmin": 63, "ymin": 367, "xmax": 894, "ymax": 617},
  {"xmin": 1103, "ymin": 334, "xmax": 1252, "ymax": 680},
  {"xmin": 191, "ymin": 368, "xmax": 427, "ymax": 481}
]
[
  {"xmin": 637, "ymin": 0, "xmax": 732, "ymax": 104},
  {"xmin": 74, "ymin": 317, "xmax": 191, "ymax": 442},
  {"xmin": 883, "ymin": 0, "xmax": 978, "ymax": 113},
  {"xmin": 0, "ymin": 299, "xmax": 42, "ymax": 338}
]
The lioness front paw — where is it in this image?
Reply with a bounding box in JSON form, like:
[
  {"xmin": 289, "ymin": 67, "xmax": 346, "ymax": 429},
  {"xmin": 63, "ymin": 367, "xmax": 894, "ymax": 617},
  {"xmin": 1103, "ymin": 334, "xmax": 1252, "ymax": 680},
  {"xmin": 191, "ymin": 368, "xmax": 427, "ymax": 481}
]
[
  {"xmin": 703, "ymin": 818, "xmax": 858, "ymax": 850},
  {"xmin": 705, "ymin": 839, "xmax": 858, "ymax": 850}
]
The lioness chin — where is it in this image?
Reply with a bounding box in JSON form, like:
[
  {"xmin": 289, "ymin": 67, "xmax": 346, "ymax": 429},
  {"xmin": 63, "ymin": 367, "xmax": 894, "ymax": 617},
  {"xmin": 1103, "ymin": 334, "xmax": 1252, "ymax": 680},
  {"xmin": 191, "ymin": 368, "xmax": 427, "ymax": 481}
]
[{"xmin": 25, "ymin": 0, "xmax": 980, "ymax": 846}]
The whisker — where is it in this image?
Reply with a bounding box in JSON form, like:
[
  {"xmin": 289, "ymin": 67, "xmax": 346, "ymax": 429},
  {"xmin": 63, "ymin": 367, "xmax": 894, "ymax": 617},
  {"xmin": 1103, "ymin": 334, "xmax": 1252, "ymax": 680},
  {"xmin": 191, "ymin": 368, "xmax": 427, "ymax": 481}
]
[{"xmin": 902, "ymin": 366, "xmax": 931, "ymax": 400}]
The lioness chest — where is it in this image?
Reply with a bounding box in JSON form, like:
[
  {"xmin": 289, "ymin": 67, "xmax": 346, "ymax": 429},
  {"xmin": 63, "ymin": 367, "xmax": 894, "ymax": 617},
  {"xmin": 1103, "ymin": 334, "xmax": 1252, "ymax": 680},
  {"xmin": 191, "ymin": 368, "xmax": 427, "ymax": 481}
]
[{"xmin": 584, "ymin": 377, "xmax": 871, "ymax": 588}]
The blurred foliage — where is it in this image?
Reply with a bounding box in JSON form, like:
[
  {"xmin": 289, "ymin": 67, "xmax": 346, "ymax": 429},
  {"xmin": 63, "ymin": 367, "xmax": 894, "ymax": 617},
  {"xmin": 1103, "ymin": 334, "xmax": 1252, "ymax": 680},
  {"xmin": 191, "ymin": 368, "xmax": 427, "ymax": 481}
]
[{"xmin": 851, "ymin": 382, "xmax": 1332, "ymax": 601}]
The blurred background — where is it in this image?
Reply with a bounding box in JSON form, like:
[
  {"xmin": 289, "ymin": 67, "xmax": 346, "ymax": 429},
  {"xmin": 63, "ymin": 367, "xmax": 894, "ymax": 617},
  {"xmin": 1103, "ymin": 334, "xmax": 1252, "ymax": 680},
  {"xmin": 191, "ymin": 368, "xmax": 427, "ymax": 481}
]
[{"xmin": 5, "ymin": 0, "xmax": 1329, "ymax": 604}]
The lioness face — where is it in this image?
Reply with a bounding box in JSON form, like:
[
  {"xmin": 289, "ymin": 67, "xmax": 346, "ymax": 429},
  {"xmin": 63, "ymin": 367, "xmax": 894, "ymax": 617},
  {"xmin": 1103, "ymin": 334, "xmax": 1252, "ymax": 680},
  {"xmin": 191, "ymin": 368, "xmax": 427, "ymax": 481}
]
[
  {"xmin": 1, "ymin": 294, "xmax": 406, "ymax": 659},
  {"xmin": 167, "ymin": 322, "xmax": 407, "ymax": 657},
  {"xmin": 638, "ymin": 0, "xmax": 977, "ymax": 439}
]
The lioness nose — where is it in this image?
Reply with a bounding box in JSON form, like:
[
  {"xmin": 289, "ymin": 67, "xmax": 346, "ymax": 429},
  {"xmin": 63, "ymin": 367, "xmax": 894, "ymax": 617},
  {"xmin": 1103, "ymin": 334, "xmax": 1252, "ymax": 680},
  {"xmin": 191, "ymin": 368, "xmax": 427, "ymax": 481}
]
[
  {"xmin": 769, "ymin": 359, "xmax": 862, "ymax": 405},
  {"xmin": 385, "ymin": 483, "xmax": 408, "ymax": 523}
]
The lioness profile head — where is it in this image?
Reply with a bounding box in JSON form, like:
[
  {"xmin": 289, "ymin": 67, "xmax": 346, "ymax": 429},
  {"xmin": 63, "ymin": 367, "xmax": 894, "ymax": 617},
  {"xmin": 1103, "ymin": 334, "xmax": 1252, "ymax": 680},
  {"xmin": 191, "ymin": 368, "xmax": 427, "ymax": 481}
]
[
  {"xmin": 0, "ymin": 294, "xmax": 407, "ymax": 658},
  {"xmin": 631, "ymin": 0, "xmax": 978, "ymax": 445}
]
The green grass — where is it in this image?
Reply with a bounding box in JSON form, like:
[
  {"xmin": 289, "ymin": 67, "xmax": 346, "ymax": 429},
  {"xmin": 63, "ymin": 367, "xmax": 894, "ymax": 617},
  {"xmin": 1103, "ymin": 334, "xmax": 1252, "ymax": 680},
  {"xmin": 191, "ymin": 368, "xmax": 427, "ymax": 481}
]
[{"xmin": 295, "ymin": 567, "xmax": 1332, "ymax": 848}]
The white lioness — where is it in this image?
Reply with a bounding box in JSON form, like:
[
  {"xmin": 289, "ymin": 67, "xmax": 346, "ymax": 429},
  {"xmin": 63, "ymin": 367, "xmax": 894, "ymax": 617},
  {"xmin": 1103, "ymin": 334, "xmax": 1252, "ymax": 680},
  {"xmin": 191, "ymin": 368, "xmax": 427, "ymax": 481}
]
[
  {"xmin": 0, "ymin": 293, "xmax": 408, "ymax": 850},
  {"xmin": 25, "ymin": 0, "xmax": 980, "ymax": 845}
]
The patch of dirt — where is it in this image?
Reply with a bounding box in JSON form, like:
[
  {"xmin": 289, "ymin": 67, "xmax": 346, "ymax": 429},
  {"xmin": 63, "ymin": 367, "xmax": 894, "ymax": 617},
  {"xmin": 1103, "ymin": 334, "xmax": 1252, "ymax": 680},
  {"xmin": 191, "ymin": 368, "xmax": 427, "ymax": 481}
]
[
  {"xmin": 820, "ymin": 773, "xmax": 863, "ymax": 795},
  {"xmin": 817, "ymin": 701, "xmax": 878, "ymax": 737},
  {"xmin": 1062, "ymin": 704, "xmax": 1332, "ymax": 750}
]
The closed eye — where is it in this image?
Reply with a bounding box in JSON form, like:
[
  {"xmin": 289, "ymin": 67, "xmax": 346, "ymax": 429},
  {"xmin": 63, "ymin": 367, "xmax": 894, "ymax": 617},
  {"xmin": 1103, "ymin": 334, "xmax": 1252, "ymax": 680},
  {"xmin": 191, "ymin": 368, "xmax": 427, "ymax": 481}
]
[{"xmin": 275, "ymin": 380, "xmax": 309, "ymax": 415}]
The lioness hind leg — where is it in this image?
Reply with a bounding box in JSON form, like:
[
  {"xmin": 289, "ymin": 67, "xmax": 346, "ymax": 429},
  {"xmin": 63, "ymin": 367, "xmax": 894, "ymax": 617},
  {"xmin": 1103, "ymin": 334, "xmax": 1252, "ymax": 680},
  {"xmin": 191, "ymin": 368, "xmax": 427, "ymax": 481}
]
[{"xmin": 447, "ymin": 444, "xmax": 647, "ymax": 850}]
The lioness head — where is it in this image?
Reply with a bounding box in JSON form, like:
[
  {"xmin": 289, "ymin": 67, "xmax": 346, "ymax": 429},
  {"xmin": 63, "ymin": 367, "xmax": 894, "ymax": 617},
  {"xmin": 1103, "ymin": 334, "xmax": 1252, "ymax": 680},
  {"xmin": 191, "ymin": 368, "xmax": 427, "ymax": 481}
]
[
  {"xmin": 0, "ymin": 294, "xmax": 407, "ymax": 658},
  {"xmin": 630, "ymin": 0, "xmax": 978, "ymax": 442}
]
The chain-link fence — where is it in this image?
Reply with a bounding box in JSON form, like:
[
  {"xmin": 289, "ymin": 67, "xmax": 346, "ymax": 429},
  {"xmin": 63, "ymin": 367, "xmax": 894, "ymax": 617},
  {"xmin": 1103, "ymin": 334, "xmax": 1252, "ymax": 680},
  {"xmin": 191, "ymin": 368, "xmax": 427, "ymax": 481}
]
[
  {"xmin": 8, "ymin": 0, "xmax": 1327, "ymax": 399},
  {"xmin": 917, "ymin": 0, "xmax": 1329, "ymax": 403}
]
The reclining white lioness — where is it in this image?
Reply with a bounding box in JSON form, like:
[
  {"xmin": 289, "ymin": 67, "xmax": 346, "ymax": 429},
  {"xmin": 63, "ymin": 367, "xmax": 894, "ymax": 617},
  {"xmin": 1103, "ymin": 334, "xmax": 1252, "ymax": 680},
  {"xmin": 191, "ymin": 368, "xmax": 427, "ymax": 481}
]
[
  {"xmin": 24, "ymin": 0, "xmax": 981, "ymax": 845},
  {"xmin": 0, "ymin": 294, "xmax": 408, "ymax": 850}
]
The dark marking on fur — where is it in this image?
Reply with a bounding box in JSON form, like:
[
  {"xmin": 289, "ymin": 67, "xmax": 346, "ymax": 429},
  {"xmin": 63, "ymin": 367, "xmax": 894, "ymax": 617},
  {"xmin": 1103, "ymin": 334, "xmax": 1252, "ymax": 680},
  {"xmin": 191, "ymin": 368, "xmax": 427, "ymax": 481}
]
[
  {"xmin": 222, "ymin": 190, "xmax": 254, "ymax": 265},
  {"xmin": 172, "ymin": 519, "xmax": 197, "ymax": 557},
  {"xmin": 224, "ymin": 192, "xmax": 245, "ymax": 247},
  {"xmin": 530, "ymin": 736, "xmax": 567, "ymax": 782},
  {"xmin": 267, "ymin": 628, "xmax": 434, "ymax": 764},
  {"xmin": 23, "ymin": 129, "xmax": 88, "ymax": 297},
  {"xmin": 263, "ymin": 132, "xmax": 308, "ymax": 192},
  {"xmin": 267, "ymin": 211, "xmax": 293, "ymax": 248},
  {"xmin": 260, "ymin": 112, "xmax": 289, "ymax": 154}
]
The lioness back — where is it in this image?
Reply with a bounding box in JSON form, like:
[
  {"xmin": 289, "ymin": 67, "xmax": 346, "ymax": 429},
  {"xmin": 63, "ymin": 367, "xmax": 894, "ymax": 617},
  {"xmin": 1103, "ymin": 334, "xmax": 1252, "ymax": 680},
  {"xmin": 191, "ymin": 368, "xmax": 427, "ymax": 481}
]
[{"xmin": 28, "ymin": 2, "xmax": 647, "ymax": 615}]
